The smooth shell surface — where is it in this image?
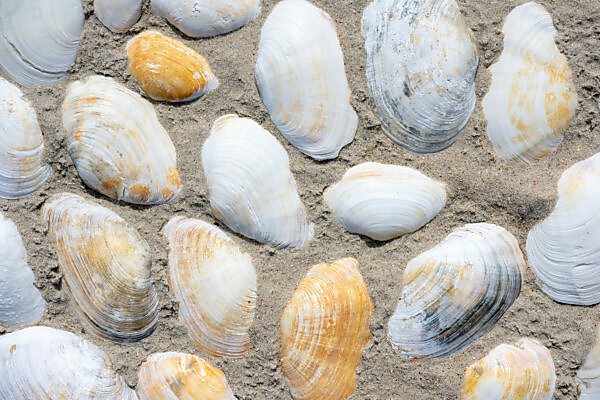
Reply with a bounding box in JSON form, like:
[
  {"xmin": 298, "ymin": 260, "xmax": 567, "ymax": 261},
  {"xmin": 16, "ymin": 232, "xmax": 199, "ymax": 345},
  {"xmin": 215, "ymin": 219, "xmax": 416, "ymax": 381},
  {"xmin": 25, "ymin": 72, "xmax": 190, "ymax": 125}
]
[
  {"xmin": 577, "ymin": 327, "xmax": 600, "ymax": 399},
  {"xmin": 127, "ymin": 31, "xmax": 219, "ymax": 102},
  {"xmin": 163, "ymin": 216, "xmax": 257, "ymax": 358},
  {"xmin": 388, "ymin": 223, "xmax": 525, "ymax": 359},
  {"xmin": 202, "ymin": 114, "xmax": 313, "ymax": 249},
  {"xmin": 41, "ymin": 193, "xmax": 159, "ymax": 344},
  {"xmin": 255, "ymin": 0, "xmax": 357, "ymax": 160},
  {"xmin": 362, "ymin": 0, "xmax": 478, "ymax": 153},
  {"xmin": 0, "ymin": 326, "xmax": 138, "ymax": 399},
  {"xmin": 462, "ymin": 338, "xmax": 556, "ymax": 400},
  {"xmin": 281, "ymin": 257, "xmax": 372, "ymax": 400},
  {"xmin": 94, "ymin": 0, "xmax": 142, "ymax": 33},
  {"xmin": 482, "ymin": 2, "xmax": 577, "ymax": 163},
  {"xmin": 62, "ymin": 75, "xmax": 182, "ymax": 205},
  {"xmin": 324, "ymin": 162, "xmax": 447, "ymax": 240}
]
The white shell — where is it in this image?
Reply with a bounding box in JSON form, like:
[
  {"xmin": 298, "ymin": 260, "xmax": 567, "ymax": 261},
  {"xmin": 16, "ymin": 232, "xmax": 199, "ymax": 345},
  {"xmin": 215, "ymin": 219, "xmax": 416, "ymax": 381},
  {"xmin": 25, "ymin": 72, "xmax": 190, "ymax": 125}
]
[
  {"xmin": 0, "ymin": 213, "xmax": 45, "ymax": 326},
  {"xmin": 324, "ymin": 162, "xmax": 447, "ymax": 240},
  {"xmin": 202, "ymin": 114, "xmax": 313, "ymax": 249},
  {"xmin": 362, "ymin": 0, "xmax": 478, "ymax": 153},
  {"xmin": 95, "ymin": 0, "xmax": 142, "ymax": 33},
  {"xmin": 255, "ymin": 0, "xmax": 357, "ymax": 160},
  {"xmin": 0, "ymin": 0, "xmax": 84, "ymax": 86},
  {"xmin": 577, "ymin": 326, "xmax": 600, "ymax": 399}
]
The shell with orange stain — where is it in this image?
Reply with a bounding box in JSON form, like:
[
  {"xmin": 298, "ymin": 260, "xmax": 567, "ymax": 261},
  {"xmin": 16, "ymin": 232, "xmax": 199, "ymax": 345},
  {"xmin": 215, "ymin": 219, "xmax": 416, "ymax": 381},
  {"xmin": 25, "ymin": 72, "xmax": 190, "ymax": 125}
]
[
  {"xmin": 94, "ymin": 0, "xmax": 141, "ymax": 33},
  {"xmin": 577, "ymin": 326, "xmax": 600, "ymax": 399}
]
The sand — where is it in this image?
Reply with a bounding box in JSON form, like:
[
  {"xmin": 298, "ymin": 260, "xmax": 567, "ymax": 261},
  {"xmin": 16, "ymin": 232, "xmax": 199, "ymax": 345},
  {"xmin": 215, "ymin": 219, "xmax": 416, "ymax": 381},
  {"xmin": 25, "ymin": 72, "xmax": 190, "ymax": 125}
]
[{"xmin": 1, "ymin": 0, "xmax": 599, "ymax": 398}]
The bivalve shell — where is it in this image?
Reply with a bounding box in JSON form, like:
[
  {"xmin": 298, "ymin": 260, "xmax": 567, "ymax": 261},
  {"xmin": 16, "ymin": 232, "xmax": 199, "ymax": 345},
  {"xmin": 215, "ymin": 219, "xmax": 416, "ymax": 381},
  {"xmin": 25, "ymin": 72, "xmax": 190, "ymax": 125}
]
[
  {"xmin": 95, "ymin": 0, "xmax": 142, "ymax": 33},
  {"xmin": 577, "ymin": 326, "xmax": 600, "ymax": 399}
]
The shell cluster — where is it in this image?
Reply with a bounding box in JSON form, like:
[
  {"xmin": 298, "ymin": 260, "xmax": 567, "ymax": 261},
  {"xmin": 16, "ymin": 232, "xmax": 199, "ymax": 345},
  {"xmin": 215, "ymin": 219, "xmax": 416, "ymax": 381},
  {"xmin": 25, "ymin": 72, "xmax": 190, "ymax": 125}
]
[{"xmin": 94, "ymin": 0, "xmax": 142, "ymax": 33}]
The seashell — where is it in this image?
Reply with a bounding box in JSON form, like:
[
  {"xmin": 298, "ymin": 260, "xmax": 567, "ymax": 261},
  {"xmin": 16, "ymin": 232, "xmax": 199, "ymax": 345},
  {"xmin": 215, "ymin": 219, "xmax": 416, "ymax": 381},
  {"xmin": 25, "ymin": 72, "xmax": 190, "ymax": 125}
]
[
  {"xmin": 0, "ymin": 77, "xmax": 52, "ymax": 199},
  {"xmin": 362, "ymin": 0, "xmax": 479, "ymax": 154},
  {"xmin": 62, "ymin": 75, "xmax": 182, "ymax": 205},
  {"xmin": 388, "ymin": 223, "xmax": 525, "ymax": 359},
  {"xmin": 324, "ymin": 162, "xmax": 447, "ymax": 240},
  {"xmin": 137, "ymin": 352, "xmax": 236, "ymax": 399},
  {"xmin": 0, "ymin": 326, "xmax": 138, "ymax": 399},
  {"xmin": 151, "ymin": 0, "xmax": 261, "ymax": 38},
  {"xmin": 127, "ymin": 31, "xmax": 219, "ymax": 102},
  {"xmin": 163, "ymin": 216, "xmax": 256, "ymax": 358},
  {"xmin": 281, "ymin": 257, "xmax": 372, "ymax": 400},
  {"xmin": 41, "ymin": 193, "xmax": 159, "ymax": 344},
  {"xmin": 0, "ymin": 213, "xmax": 45, "ymax": 326},
  {"xmin": 94, "ymin": 0, "xmax": 142, "ymax": 33},
  {"xmin": 482, "ymin": 2, "xmax": 577, "ymax": 163},
  {"xmin": 255, "ymin": 0, "xmax": 357, "ymax": 160},
  {"xmin": 526, "ymin": 153, "xmax": 600, "ymax": 305},
  {"xmin": 202, "ymin": 114, "xmax": 313, "ymax": 249},
  {"xmin": 462, "ymin": 338, "xmax": 556, "ymax": 400},
  {"xmin": 577, "ymin": 326, "xmax": 600, "ymax": 399},
  {"xmin": 0, "ymin": 0, "xmax": 84, "ymax": 87}
]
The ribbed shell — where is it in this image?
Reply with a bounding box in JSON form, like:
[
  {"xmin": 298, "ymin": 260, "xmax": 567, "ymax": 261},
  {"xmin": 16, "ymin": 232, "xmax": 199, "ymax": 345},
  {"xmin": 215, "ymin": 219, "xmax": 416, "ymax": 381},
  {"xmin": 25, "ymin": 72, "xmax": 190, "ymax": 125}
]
[
  {"xmin": 577, "ymin": 326, "xmax": 600, "ymax": 399},
  {"xmin": 94, "ymin": 0, "xmax": 142, "ymax": 33}
]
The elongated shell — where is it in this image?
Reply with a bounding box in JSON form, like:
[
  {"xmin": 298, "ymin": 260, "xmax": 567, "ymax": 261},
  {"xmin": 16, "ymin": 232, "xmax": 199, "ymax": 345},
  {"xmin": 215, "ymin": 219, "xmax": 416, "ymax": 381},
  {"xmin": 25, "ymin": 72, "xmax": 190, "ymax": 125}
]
[
  {"xmin": 462, "ymin": 338, "xmax": 556, "ymax": 400},
  {"xmin": 362, "ymin": 0, "xmax": 478, "ymax": 153},
  {"xmin": 138, "ymin": 352, "xmax": 236, "ymax": 399},
  {"xmin": 324, "ymin": 162, "xmax": 447, "ymax": 240},
  {"xmin": 0, "ymin": 77, "xmax": 51, "ymax": 199},
  {"xmin": 62, "ymin": 75, "xmax": 182, "ymax": 205},
  {"xmin": 163, "ymin": 216, "xmax": 256, "ymax": 358},
  {"xmin": 0, "ymin": 0, "xmax": 84, "ymax": 87},
  {"xmin": 388, "ymin": 223, "xmax": 525, "ymax": 359},
  {"xmin": 41, "ymin": 193, "xmax": 159, "ymax": 344},
  {"xmin": 281, "ymin": 257, "xmax": 372, "ymax": 400},
  {"xmin": 0, "ymin": 326, "xmax": 138, "ymax": 399},
  {"xmin": 94, "ymin": 0, "xmax": 142, "ymax": 33},
  {"xmin": 577, "ymin": 327, "xmax": 600, "ymax": 399},
  {"xmin": 151, "ymin": 0, "xmax": 261, "ymax": 38},
  {"xmin": 482, "ymin": 2, "xmax": 577, "ymax": 163},
  {"xmin": 202, "ymin": 114, "xmax": 313, "ymax": 249},
  {"xmin": 255, "ymin": 0, "xmax": 357, "ymax": 160}
]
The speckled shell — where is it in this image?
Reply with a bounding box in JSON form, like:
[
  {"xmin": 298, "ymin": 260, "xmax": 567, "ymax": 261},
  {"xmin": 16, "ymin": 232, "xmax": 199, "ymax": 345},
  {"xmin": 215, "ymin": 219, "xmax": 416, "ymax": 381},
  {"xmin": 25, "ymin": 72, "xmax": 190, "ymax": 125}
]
[
  {"xmin": 94, "ymin": 0, "xmax": 141, "ymax": 33},
  {"xmin": 388, "ymin": 223, "xmax": 525, "ymax": 359},
  {"xmin": 362, "ymin": 0, "xmax": 478, "ymax": 153},
  {"xmin": 0, "ymin": 326, "xmax": 138, "ymax": 399},
  {"xmin": 482, "ymin": 2, "xmax": 577, "ymax": 163},
  {"xmin": 163, "ymin": 216, "xmax": 257, "ymax": 358},
  {"xmin": 137, "ymin": 352, "xmax": 236, "ymax": 400},
  {"xmin": 255, "ymin": 0, "xmax": 357, "ymax": 160},
  {"xmin": 324, "ymin": 162, "xmax": 447, "ymax": 240},
  {"xmin": 281, "ymin": 257, "xmax": 372, "ymax": 400},
  {"xmin": 41, "ymin": 193, "xmax": 159, "ymax": 344},
  {"xmin": 202, "ymin": 114, "xmax": 313, "ymax": 249},
  {"xmin": 462, "ymin": 338, "xmax": 556, "ymax": 400},
  {"xmin": 577, "ymin": 326, "xmax": 600, "ymax": 399},
  {"xmin": 127, "ymin": 31, "xmax": 219, "ymax": 102},
  {"xmin": 62, "ymin": 75, "xmax": 182, "ymax": 205}
]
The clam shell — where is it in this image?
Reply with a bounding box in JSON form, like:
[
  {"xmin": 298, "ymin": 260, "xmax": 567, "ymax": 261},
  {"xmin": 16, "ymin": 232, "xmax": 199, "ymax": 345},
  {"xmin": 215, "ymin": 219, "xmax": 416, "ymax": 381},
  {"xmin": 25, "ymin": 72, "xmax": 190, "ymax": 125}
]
[
  {"xmin": 255, "ymin": 0, "xmax": 357, "ymax": 160},
  {"xmin": 0, "ymin": 0, "xmax": 84, "ymax": 87},
  {"xmin": 0, "ymin": 326, "xmax": 138, "ymax": 399},
  {"xmin": 577, "ymin": 327, "xmax": 600, "ymax": 399},
  {"xmin": 127, "ymin": 31, "xmax": 219, "ymax": 102},
  {"xmin": 388, "ymin": 223, "xmax": 525, "ymax": 359},
  {"xmin": 202, "ymin": 114, "xmax": 313, "ymax": 249},
  {"xmin": 324, "ymin": 162, "xmax": 447, "ymax": 240},
  {"xmin": 482, "ymin": 2, "xmax": 577, "ymax": 163},
  {"xmin": 462, "ymin": 338, "xmax": 556, "ymax": 400},
  {"xmin": 151, "ymin": 0, "xmax": 261, "ymax": 38},
  {"xmin": 41, "ymin": 193, "xmax": 159, "ymax": 344},
  {"xmin": 137, "ymin": 352, "xmax": 236, "ymax": 399},
  {"xmin": 94, "ymin": 0, "xmax": 142, "ymax": 33},
  {"xmin": 0, "ymin": 77, "xmax": 51, "ymax": 199},
  {"xmin": 281, "ymin": 257, "xmax": 372, "ymax": 400},
  {"xmin": 362, "ymin": 0, "xmax": 478, "ymax": 153},
  {"xmin": 0, "ymin": 213, "xmax": 45, "ymax": 326},
  {"xmin": 62, "ymin": 75, "xmax": 182, "ymax": 205},
  {"xmin": 163, "ymin": 216, "xmax": 257, "ymax": 358}
]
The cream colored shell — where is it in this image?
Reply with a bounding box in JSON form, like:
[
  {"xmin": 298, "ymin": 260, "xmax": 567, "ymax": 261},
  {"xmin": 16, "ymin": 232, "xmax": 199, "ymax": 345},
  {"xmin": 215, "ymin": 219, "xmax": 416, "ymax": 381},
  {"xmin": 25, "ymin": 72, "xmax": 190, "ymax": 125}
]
[
  {"xmin": 577, "ymin": 326, "xmax": 600, "ymax": 399},
  {"xmin": 94, "ymin": 0, "xmax": 142, "ymax": 33}
]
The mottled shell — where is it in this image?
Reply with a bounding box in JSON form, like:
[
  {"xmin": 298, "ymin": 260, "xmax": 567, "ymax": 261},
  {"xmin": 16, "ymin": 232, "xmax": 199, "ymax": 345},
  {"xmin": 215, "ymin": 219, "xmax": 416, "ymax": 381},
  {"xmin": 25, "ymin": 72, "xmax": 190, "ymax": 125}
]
[
  {"xmin": 163, "ymin": 216, "xmax": 257, "ymax": 358},
  {"xmin": 62, "ymin": 75, "xmax": 182, "ymax": 205},
  {"xmin": 362, "ymin": 0, "xmax": 478, "ymax": 153},
  {"xmin": 482, "ymin": 2, "xmax": 577, "ymax": 163},
  {"xmin": 94, "ymin": 0, "xmax": 142, "ymax": 33},
  {"xmin": 202, "ymin": 114, "xmax": 313, "ymax": 249},
  {"xmin": 281, "ymin": 257, "xmax": 372, "ymax": 400},
  {"xmin": 41, "ymin": 193, "xmax": 159, "ymax": 344},
  {"xmin": 577, "ymin": 326, "xmax": 600, "ymax": 399},
  {"xmin": 127, "ymin": 31, "xmax": 219, "ymax": 102},
  {"xmin": 255, "ymin": 0, "xmax": 357, "ymax": 160},
  {"xmin": 0, "ymin": 326, "xmax": 138, "ymax": 399},
  {"xmin": 138, "ymin": 352, "xmax": 236, "ymax": 400},
  {"xmin": 388, "ymin": 223, "xmax": 525, "ymax": 359},
  {"xmin": 324, "ymin": 162, "xmax": 447, "ymax": 240}
]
